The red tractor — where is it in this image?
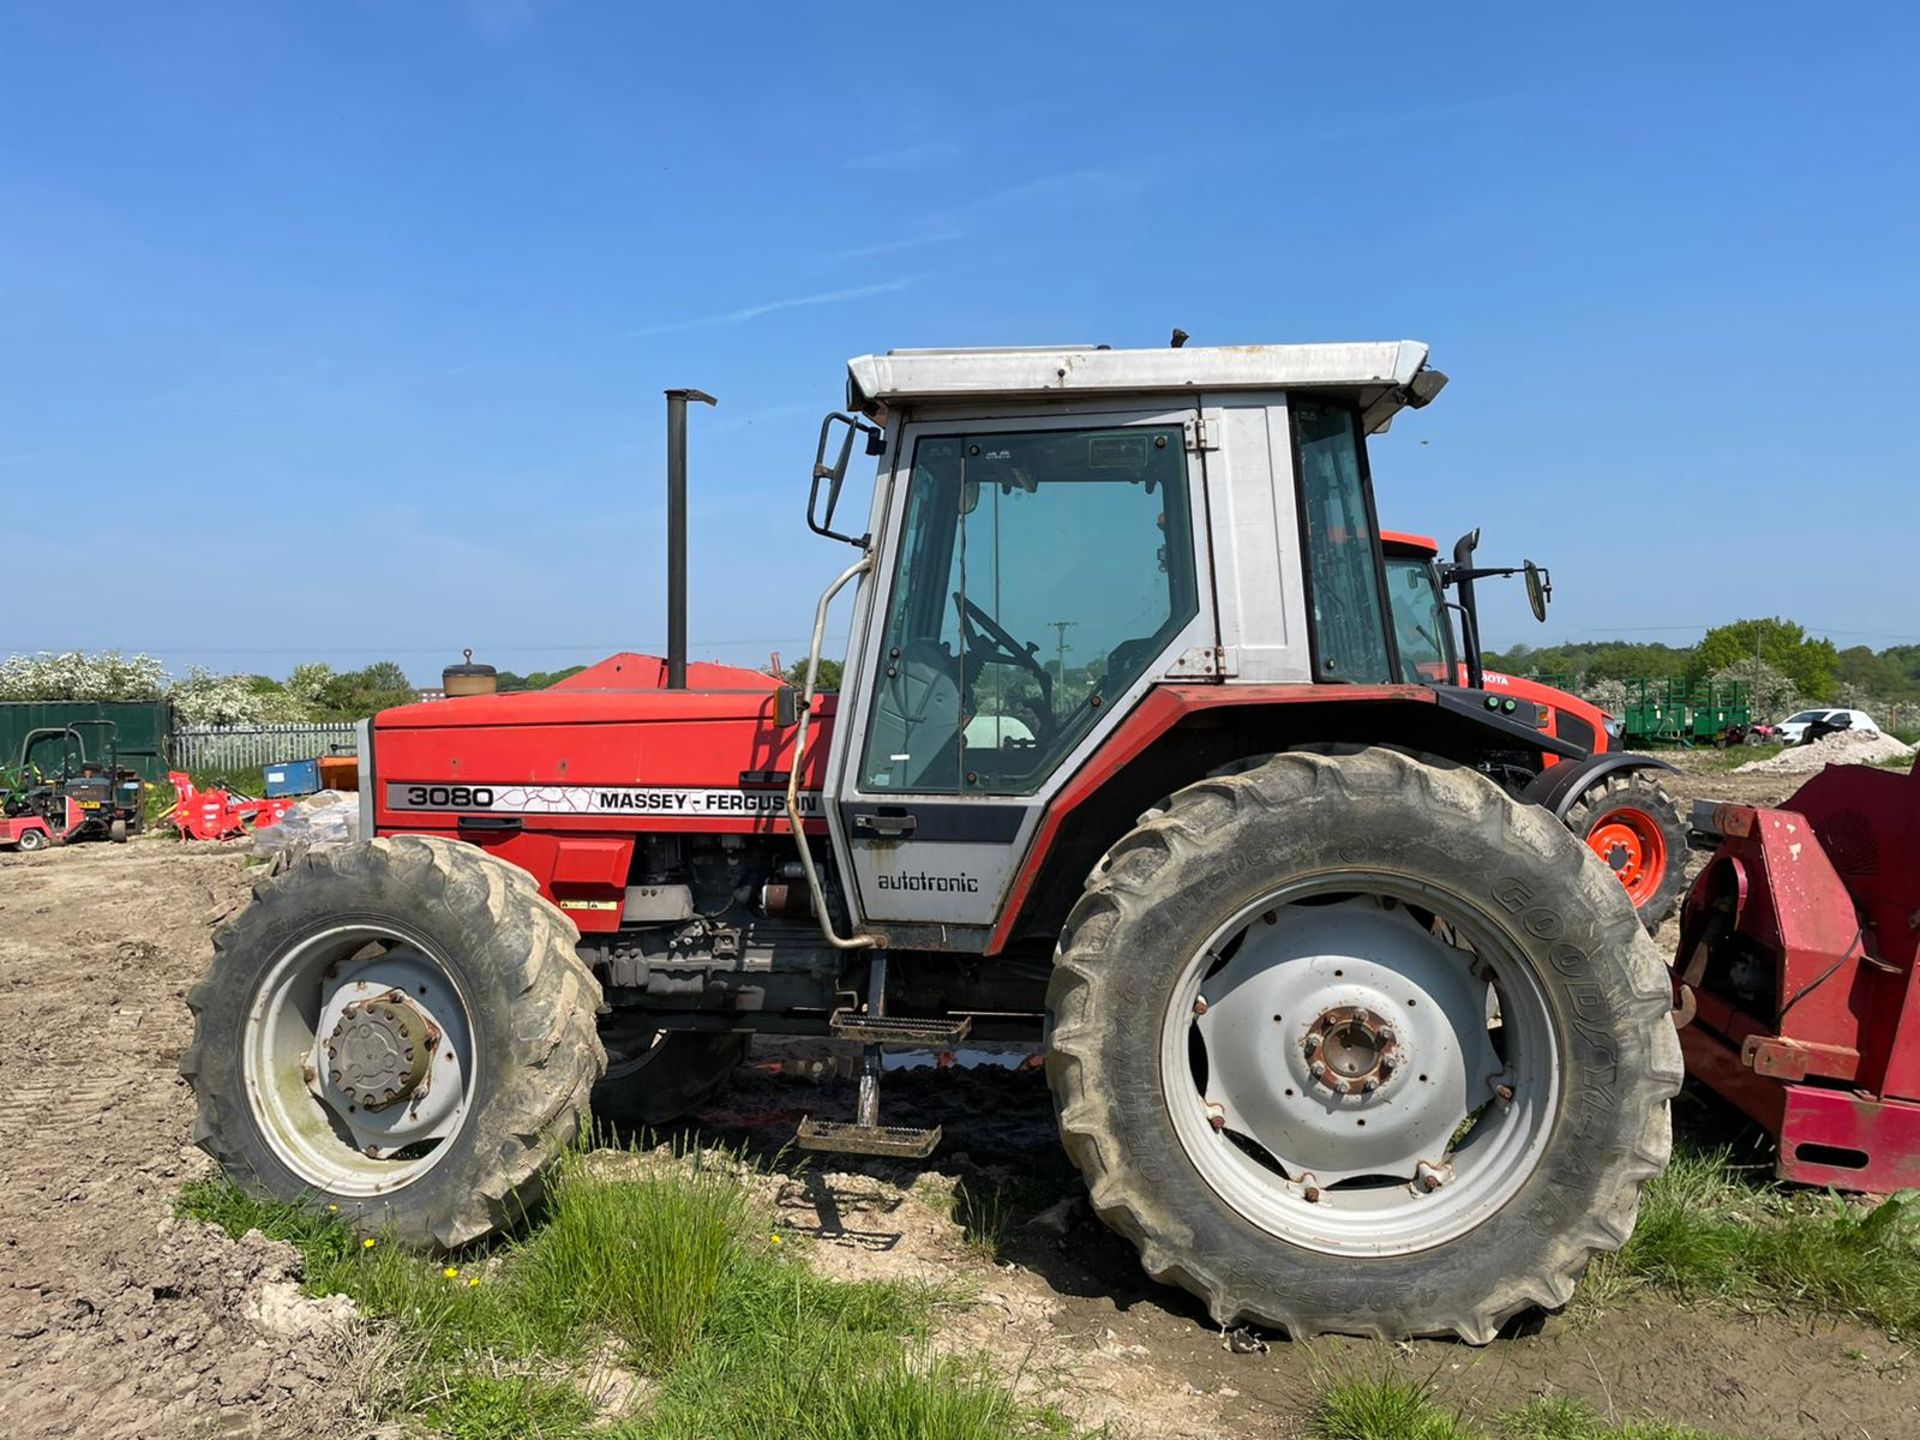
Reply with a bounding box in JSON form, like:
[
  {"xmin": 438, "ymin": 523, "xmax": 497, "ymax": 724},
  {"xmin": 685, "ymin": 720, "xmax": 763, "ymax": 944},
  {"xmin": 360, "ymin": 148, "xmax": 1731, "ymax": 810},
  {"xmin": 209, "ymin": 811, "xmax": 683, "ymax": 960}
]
[
  {"xmin": 1380, "ymin": 532, "xmax": 1691, "ymax": 928},
  {"xmin": 184, "ymin": 343, "xmax": 1679, "ymax": 1342}
]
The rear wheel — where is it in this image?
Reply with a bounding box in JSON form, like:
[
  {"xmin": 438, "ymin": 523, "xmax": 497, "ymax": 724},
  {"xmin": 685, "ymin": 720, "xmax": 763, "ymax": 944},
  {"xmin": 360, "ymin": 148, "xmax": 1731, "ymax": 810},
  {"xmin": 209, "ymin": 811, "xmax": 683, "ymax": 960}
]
[
  {"xmin": 181, "ymin": 836, "xmax": 604, "ymax": 1248},
  {"xmin": 1046, "ymin": 748, "xmax": 1679, "ymax": 1342},
  {"xmin": 1565, "ymin": 772, "xmax": 1689, "ymax": 930},
  {"xmin": 591, "ymin": 1020, "xmax": 749, "ymax": 1129},
  {"xmin": 15, "ymin": 826, "xmax": 49, "ymax": 852}
]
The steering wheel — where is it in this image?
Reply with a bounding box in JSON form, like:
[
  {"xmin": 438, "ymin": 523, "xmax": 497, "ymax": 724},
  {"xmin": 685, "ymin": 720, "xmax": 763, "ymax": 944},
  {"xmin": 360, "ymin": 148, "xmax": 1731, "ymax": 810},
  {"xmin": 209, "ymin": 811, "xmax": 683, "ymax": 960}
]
[
  {"xmin": 956, "ymin": 594, "xmax": 1048, "ymax": 683},
  {"xmin": 955, "ymin": 594, "xmax": 1056, "ymax": 743}
]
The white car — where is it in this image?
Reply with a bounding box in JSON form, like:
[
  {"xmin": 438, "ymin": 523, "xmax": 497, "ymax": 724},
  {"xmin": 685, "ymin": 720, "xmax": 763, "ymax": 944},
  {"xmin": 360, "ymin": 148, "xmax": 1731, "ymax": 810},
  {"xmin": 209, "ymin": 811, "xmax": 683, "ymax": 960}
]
[{"xmin": 1774, "ymin": 707, "xmax": 1880, "ymax": 745}]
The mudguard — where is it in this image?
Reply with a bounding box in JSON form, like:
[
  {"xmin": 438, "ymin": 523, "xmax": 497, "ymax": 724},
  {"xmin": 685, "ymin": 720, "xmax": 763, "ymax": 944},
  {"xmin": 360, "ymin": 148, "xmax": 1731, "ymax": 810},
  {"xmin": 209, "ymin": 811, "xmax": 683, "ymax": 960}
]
[{"xmin": 1520, "ymin": 751, "xmax": 1677, "ymax": 820}]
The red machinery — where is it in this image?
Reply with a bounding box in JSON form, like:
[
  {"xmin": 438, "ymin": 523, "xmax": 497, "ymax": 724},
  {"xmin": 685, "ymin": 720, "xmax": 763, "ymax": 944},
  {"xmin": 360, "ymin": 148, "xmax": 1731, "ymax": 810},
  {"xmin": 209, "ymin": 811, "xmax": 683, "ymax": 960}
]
[
  {"xmin": 1676, "ymin": 754, "xmax": 1920, "ymax": 1192},
  {"xmin": 167, "ymin": 772, "xmax": 296, "ymax": 841},
  {"xmin": 0, "ymin": 810, "xmax": 60, "ymax": 851}
]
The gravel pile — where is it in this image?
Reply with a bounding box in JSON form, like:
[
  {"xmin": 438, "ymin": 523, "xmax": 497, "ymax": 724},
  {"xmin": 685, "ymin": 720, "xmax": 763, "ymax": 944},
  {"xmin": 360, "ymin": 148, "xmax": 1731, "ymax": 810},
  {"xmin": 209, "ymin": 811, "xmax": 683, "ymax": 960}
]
[{"xmin": 1735, "ymin": 729, "xmax": 1916, "ymax": 776}]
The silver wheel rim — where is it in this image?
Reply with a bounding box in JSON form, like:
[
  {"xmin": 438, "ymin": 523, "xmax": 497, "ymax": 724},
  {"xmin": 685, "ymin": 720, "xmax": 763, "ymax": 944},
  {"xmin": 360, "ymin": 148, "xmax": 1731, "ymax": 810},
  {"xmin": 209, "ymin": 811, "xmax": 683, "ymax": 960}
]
[
  {"xmin": 1160, "ymin": 878, "xmax": 1559, "ymax": 1256},
  {"xmin": 244, "ymin": 923, "xmax": 478, "ymax": 1197}
]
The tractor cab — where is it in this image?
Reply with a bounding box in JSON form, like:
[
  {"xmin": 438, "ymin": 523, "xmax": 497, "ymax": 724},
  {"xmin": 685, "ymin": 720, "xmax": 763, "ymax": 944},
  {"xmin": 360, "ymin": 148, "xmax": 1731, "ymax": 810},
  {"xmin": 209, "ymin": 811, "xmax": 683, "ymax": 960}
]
[{"xmin": 784, "ymin": 342, "xmax": 1582, "ymax": 940}]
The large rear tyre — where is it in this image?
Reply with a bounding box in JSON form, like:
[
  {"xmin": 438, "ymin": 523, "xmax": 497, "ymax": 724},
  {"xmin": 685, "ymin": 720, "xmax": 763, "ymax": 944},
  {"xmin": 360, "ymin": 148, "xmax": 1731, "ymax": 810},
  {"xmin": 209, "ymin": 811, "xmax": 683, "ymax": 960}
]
[
  {"xmin": 1046, "ymin": 747, "xmax": 1680, "ymax": 1342},
  {"xmin": 592, "ymin": 1022, "xmax": 749, "ymax": 1129},
  {"xmin": 1565, "ymin": 772, "xmax": 1689, "ymax": 931},
  {"xmin": 181, "ymin": 836, "xmax": 605, "ymax": 1248}
]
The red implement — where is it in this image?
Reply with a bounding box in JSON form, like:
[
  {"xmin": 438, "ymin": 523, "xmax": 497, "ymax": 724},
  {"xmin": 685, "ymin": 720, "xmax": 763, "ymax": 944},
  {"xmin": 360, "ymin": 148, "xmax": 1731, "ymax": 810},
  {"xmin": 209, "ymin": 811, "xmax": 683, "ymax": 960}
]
[
  {"xmin": 168, "ymin": 772, "xmax": 296, "ymax": 842},
  {"xmin": 1675, "ymin": 754, "xmax": 1920, "ymax": 1191}
]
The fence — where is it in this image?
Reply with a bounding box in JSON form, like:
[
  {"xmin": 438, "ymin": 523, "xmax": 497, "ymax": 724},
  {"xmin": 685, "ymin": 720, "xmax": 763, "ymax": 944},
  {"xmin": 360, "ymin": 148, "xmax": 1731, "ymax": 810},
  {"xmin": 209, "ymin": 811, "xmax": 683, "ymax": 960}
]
[{"xmin": 172, "ymin": 722, "xmax": 359, "ymax": 773}]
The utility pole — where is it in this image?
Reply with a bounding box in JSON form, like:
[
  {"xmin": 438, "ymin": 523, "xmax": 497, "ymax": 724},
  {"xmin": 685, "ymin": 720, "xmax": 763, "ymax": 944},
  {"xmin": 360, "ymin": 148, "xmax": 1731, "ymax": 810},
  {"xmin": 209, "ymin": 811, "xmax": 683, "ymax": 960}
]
[{"xmin": 1048, "ymin": 620, "xmax": 1076, "ymax": 688}]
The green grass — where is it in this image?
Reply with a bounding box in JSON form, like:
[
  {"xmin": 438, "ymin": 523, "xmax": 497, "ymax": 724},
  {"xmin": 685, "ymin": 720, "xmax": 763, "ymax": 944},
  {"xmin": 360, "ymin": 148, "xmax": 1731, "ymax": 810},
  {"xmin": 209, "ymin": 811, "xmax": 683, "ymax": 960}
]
[
  {"xmin": 948, "ymin": 1174, "xmax": 1017, "ymax": 1258},
  {"xmin": 425, "ymin": 1373, "xmax": 598, "ymax": 1440},
  {"xmin": 1305, "ymin": 1377, "xmax": 1742, "ymax": 1440},
  {"xmin": 1307, "ymin": 1374, "xmax": 1475, "ymax": 1440},
  {"xmin": 1582, "ymin": 1140, "xmax": 1920, "ymax": 1335},
  {"xmin": 179, "ymin": 1141, "xmax": 1065, "ymax": 1438}
]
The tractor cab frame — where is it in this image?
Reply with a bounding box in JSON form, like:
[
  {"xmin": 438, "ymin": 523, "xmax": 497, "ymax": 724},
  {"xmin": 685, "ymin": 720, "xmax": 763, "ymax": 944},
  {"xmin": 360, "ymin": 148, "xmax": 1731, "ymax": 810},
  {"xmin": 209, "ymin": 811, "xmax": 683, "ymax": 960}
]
[{"xmin": 784, "ymin": 342, "xmax": 1572, "ymax": 951}]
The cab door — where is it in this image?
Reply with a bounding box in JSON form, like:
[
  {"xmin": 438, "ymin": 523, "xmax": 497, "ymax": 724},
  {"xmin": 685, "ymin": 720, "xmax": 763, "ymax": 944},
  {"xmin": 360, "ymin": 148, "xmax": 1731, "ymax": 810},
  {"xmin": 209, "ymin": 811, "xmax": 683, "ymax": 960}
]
[{"xmin": 829, "ymin": 406, "xmax": 1213, "ymax": 938}]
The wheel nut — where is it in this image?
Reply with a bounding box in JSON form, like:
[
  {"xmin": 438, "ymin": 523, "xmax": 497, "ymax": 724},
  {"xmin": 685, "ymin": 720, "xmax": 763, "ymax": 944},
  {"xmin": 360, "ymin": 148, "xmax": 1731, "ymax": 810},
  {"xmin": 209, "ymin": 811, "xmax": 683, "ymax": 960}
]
[
  {"xmin": 1303, "ymin": 1185, "xmax": 1321, "ymax": 1203},
  {"xmin": 1495, "ymin": 1083, "xmax": 1515, "ymax": 1103},
  {"xmin": 1422, "ymin": 1173, "xmax": 1442, "ymax": 1192},
  {"xmin": 1304, "ymin": 1033, "xmax": 1322, "ymax": 1052},
  {"xmin": 1362, "ymin": 1078, "xmax": 1379, "ymax": 1093},
  {"xmin": 1208, "ymin": 1113, "xmax": 1225, "ymax": 1132},
  {"xmin": 1193, "ymin": 997, "xmax": 1209, "ymax": 1016},
  {"xmin": 1309, "ymin": 1061, "xmax": 1326, "ymax": 1079}
]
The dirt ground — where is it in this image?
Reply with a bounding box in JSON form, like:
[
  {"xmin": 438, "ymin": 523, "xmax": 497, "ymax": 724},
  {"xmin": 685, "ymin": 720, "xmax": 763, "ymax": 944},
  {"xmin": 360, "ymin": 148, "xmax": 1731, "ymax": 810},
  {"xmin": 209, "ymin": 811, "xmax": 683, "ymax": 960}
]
[
  {"xmin": 0, "ymin": 842, "xmax": 369, "ymax": 1440},
  {"xmin": 0, "ymin": 754, "xmax": 1913, "ymax": 1440}
]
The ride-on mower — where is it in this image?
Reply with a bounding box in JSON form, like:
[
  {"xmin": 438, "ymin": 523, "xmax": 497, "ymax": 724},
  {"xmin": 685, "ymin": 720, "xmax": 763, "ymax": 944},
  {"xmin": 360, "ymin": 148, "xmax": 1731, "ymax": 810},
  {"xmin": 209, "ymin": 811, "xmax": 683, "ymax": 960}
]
[
  {"xmin": 1380, "ymin": 532, "xmax": 1690, "ymax": 928},
  {"xmin": 184, "ymin": 341, "xmax": 1680, "ymax": 1342},
  {"xmin": 1, "ymin": 724, "xmax": 145, "ymax": 848}
]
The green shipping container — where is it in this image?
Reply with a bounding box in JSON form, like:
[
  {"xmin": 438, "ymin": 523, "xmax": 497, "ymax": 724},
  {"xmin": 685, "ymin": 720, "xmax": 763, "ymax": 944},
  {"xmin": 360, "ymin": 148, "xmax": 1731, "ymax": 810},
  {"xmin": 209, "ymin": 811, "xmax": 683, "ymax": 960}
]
[{"xmin": 0, "ymin": 700, "xmax": 174, "ymax": 783}]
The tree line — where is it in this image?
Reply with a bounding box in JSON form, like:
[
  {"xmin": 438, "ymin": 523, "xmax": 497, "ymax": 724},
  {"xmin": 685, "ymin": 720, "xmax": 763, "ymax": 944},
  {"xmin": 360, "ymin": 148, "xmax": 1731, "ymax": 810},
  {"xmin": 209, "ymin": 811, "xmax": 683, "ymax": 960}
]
[
  {"xmin": 1488, "ymin": 617, "xmax": 1920, "ymax": 719},
  {"xmin": 0, "ymin": 652, "xmax": 419, "ymax": 725}
]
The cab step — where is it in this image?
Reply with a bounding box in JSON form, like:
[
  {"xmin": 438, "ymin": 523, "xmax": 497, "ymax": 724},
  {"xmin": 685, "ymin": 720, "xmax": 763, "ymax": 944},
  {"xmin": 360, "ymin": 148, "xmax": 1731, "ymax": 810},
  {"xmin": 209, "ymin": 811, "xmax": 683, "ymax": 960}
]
[
  {"xmin": 827, "ymin": 1010, "xmax": 973, "ymax": 1047},
  {"xmin": 795, "ymin": 1116, "xmax": 942, "ymax": 1159}
]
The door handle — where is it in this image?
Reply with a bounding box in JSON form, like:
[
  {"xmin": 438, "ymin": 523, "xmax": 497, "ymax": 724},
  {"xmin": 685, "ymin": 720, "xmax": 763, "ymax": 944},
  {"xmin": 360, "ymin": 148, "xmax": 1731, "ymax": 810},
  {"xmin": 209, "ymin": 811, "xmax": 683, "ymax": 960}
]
[{"xmin": 853, "ymin": 811, "xmax": 917, "ymax": 838}]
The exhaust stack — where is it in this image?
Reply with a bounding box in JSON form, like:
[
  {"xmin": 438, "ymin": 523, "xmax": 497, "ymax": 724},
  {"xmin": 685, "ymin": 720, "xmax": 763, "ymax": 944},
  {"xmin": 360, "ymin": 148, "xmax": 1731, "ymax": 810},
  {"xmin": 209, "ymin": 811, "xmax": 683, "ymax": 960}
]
[{"xmin": 663, "ymin": 388, "xmax": 717, "ymax": 690}]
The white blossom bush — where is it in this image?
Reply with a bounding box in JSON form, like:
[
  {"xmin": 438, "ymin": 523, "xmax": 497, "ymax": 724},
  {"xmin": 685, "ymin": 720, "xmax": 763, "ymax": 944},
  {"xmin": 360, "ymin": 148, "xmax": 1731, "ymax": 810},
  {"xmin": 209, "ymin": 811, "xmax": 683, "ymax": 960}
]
[
  {"xmin": 169, "ymin": 667, "xmax": 269, "ymax": 726},
  {"xmin": 0, "ymin": 651, "xmax": 168, "ymax": 702},
  {"xmin": 1712, "ymin": 660, "xmax": 1802, "ymax": 723}
]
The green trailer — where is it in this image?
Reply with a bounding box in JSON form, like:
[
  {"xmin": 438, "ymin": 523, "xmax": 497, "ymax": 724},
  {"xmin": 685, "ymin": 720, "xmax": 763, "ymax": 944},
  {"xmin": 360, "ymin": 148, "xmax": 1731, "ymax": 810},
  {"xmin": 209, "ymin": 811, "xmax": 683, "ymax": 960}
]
[{"xmin": 1618, "ymin": 677, "xmax": 1752, "ymax": 747}]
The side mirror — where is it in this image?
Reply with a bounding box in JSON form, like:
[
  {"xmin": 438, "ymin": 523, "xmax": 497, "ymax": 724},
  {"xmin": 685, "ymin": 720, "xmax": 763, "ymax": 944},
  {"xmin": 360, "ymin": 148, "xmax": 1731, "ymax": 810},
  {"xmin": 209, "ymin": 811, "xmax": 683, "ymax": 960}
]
[
  {"xmin": 1524, "ymin": 561, "xmax": 1552, "ymax": 622},
  {"xmin": 809, "ymin": 412, "xmax": 878, "ymax": 548}
]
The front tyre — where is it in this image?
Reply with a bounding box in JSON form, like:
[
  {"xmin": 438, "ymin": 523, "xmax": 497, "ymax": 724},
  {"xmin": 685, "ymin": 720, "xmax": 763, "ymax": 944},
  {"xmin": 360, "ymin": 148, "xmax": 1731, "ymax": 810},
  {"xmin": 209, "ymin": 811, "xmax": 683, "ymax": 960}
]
[
  {"xmin": 1046, "ymin": 748, "xmax": 1680, "ymax": 1342},
  {"xmin": 181, "ymin": 836, "xmax": 605, "ymax": 1248},
  {"xmin": 1566, "ymin": 772, "xmax": 1690, "ymax": 930},
  {"xmin": 592, "ymin": 1022, "xmax": 749, "ymax": 1130}
]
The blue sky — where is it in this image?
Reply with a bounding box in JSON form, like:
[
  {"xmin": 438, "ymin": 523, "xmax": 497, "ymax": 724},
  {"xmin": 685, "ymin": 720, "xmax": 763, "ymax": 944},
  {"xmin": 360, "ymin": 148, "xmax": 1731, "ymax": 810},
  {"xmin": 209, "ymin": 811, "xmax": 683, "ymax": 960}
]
[{"xmin": 2, "ymin": 3, "xmax": 1914, "ymax": 682}]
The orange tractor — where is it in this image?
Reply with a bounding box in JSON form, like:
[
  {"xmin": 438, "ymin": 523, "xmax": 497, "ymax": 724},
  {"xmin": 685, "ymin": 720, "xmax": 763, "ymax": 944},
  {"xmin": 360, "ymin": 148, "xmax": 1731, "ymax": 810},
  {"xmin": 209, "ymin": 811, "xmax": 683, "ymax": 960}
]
[{"xmin": 1380, "ymin": 531, "xmax": 1690, "ymax": 929}]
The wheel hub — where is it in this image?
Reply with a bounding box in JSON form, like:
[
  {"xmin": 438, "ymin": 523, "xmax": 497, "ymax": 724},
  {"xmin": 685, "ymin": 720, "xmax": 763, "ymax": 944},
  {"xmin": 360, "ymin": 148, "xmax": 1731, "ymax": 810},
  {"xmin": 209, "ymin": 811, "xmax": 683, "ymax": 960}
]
[
  {"xmin": 326, "ymin": 993, "xmax": 435, "ymax": 1110},
  {"xmin": 1305, "ymin": 1005, "xmax": 1398, "ymax": 1096},
  {"xmin": 288, "ymin": 947, "xmax": 474, "ymax": 1170},
  {"xmin": 1190, "ymin": 901, "xmax": 1503, "ymax": 1185}
]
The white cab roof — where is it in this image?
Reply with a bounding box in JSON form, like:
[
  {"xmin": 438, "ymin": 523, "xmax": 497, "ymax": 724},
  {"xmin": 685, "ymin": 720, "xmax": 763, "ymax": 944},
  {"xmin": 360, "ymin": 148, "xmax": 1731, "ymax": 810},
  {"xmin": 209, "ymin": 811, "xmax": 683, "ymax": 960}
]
[{"xmin": 847, "ymin": 340, "xmax": 1438, "ymax": 430}]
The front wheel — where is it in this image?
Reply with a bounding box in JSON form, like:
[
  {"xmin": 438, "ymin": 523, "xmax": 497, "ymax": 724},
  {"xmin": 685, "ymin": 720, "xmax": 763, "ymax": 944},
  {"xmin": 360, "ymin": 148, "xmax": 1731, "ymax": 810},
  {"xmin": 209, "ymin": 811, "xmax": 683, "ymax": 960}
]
[
  {"xmin": 181, "ymin": 836, "xmax": 605, "ymax": 1248},
  {"xmin": 591, "ymin": 1021, "xmax": 749, "ymax": 1130},
  {"xmin": 1046, "ymin": 748, "xmax": 1680, "ymax": 1342},
  {"xmin": 1566, "ymin": 772, "xmax": 1690, "ymax": 930}
]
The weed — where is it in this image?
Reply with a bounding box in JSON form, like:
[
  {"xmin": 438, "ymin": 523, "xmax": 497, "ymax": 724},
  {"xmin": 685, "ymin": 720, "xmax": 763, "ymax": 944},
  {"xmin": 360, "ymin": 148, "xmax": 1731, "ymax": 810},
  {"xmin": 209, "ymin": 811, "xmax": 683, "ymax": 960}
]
[
  {"xmin": 1307, "ymin": 1373, "xmax": 1474, "ymax": 1440},
  {"xmin": 950, "ymin": 1174, "xmax": 1016, "ymax": 1257},
  {"xmin": 1305, "ymin": 1379, "xmax": 1742, "ymax": 1440},
  {"xmin": 1581, "ymin": 1141, "xmax": 1920, "ymax": 1333},
  {"xmin": 423, "ymin": 1371, "xmax": 596, "ymax": 1440},
  {"xmin": 515, "ymin": 1151, "xmax": 748, "ymax": 1369},
  {"xmin": 1497, "ymin": 1395, "xmax": 1740, "ymax": 1439},
  {"xmin": 178, "ymin": 1140, "xmax": 1040, "ymax": 1437}
]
